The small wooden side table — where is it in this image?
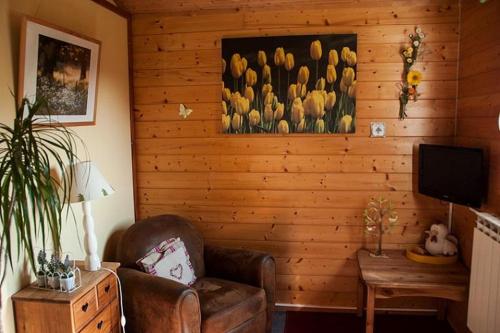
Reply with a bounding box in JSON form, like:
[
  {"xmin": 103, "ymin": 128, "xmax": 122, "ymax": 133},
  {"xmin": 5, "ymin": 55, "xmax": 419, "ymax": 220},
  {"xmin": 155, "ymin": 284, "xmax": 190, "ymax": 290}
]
[
  {"xmin": 357, "ymin": 249, "xmax": 468, "ymax": 333},
  {"xmin": 13, "ymin": 262, "xmax": 120, "ymax": 333}
]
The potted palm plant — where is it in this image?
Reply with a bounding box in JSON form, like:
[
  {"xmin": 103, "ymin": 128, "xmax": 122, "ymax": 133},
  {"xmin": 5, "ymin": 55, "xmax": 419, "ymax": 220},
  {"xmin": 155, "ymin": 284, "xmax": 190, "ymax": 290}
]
[{"xmin": 0, "ymin": 97, "xmax": 82, "ymax": 325}]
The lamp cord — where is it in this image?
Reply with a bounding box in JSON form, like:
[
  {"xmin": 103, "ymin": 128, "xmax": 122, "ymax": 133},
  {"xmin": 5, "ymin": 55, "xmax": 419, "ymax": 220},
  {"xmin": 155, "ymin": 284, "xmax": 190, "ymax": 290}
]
[{"xmin": 100, "ymin": 267, "xmax": 126, "ymax": 332}]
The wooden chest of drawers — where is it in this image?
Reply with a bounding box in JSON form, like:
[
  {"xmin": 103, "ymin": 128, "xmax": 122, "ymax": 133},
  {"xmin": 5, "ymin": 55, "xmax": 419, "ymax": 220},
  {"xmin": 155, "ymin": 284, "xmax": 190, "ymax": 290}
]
[{"xmin": 13, "ymin": 262, "xmax": 120, "ymax": 333}]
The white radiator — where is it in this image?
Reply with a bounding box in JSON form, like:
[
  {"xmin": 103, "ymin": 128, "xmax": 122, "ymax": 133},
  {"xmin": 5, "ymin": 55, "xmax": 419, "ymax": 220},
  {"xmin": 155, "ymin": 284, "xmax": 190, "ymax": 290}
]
[{"xmin": 468, "ymin": 209, "xmax": 500, "ymax": 333}]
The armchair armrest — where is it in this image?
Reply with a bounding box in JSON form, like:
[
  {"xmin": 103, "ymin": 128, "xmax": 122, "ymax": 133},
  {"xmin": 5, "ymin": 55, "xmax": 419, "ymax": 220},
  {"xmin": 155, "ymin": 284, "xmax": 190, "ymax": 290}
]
[
  {"xmin": 118, "ymin": 267, "xmax": 201, "ymax": 333},
  {"xmin": 204, "ymin": 245, "xmax": 276, "ymax": 310}
]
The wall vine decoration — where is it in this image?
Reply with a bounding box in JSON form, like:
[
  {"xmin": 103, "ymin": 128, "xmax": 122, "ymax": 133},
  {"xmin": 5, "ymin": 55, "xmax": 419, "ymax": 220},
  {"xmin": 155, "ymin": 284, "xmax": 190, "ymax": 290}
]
[{"xmin": 399, "ymin": 27, "xmax": 425, "ymax": 120}]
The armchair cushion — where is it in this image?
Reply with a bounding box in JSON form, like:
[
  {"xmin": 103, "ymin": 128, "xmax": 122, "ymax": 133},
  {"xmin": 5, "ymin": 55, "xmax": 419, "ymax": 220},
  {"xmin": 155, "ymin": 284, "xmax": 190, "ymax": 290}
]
[
  {"xmin": 137, "ymin": 238, "xmax": 197, "ymax": 286},
  {"xmin": 192, "ymin": 277, "xmax": 266, "ymax": 333}
]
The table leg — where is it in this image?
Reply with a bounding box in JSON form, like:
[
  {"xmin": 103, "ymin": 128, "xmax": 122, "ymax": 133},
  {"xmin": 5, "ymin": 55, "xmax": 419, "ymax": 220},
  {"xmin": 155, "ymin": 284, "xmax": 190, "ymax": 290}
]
[
  {"xmin": 437, "ymin": 299, "xmax": 448, "ymax": 320},
  {"xmin": 357, "ymin": 278, "xmax": 364, "ymax": 317},
  {"xmin": 366, "ymin": 285, "xmax": 375, "ymax": 333}
]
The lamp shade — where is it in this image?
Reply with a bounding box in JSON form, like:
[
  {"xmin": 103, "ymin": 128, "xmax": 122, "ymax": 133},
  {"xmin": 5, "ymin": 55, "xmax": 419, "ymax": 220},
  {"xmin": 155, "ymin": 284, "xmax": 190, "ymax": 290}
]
[{"xmin": 69, "ymin": 161, "xmax": 114, "ymax": 203}]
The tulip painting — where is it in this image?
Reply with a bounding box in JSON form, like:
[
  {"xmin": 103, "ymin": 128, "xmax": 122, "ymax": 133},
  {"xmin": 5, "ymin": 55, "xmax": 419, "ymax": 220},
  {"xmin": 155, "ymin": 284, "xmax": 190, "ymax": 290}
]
[{"xmin": 221, "ymin": 34, "xmax": 357, "ymax": 134}]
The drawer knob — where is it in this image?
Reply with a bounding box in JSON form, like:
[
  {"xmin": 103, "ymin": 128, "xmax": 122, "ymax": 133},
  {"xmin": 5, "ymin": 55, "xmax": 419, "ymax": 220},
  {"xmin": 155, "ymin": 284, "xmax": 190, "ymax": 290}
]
[
  {"xmin": 104, "ymin": 285, "xmax": 110, "ymax": 293},
  {"xmin": 81, "ymin": 303, "xmax": 89, "ymax": 312},
  {"xmin": 97, "ymin": 320, "xmax": 104, "ymax": 329}
]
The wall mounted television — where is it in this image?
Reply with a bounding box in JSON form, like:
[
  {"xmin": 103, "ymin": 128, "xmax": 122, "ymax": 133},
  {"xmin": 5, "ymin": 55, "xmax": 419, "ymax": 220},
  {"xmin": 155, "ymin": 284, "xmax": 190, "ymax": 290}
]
[{"xmin": 418, "ymin": 144, "xmax": 487, "ymax": 208}]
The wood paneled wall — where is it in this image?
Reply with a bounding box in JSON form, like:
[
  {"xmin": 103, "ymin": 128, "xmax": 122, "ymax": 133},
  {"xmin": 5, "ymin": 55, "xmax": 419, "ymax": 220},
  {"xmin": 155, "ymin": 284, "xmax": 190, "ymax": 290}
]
[
  {"xmin": 131, "ymin": 1, "xmax": 459, "ymax": 310},
  {"xmin": 448, "ymin": 0, "xmax": 500, "ymax": 331}
]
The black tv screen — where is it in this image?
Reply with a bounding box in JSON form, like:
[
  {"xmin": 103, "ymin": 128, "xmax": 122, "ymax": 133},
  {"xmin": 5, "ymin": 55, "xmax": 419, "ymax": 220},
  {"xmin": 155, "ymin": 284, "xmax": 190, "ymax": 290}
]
[{"xmin": 418, "ymin": 144, "xmax": 486, "ymax": 208}]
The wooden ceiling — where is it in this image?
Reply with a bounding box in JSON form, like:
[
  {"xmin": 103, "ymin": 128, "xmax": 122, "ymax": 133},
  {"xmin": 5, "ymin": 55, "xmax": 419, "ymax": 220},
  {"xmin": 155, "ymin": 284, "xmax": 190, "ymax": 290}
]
[{"xmin": 115, "ymin": 0, "xmax": 417, "ymax": 14}]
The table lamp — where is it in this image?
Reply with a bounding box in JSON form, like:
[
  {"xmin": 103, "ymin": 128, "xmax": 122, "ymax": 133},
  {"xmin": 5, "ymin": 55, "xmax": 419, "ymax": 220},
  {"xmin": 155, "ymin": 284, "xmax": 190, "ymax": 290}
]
[{"xmin": 69, "ymin": 161, "xmax": 114, "ymax": 271}]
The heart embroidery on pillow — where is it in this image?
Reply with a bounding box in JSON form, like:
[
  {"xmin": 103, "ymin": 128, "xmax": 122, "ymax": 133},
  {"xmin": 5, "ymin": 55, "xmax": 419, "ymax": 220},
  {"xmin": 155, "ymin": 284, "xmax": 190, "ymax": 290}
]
[{"xmin": 170, "ymin": 264, "xmax": 183, "ymax": 280}]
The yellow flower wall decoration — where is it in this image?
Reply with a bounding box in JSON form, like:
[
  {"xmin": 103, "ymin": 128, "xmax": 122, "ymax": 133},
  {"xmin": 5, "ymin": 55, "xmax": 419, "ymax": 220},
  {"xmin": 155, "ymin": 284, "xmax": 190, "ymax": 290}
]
[{"xmin": 399, "ymin": 27, "xmax": 425, "ymax": 120}]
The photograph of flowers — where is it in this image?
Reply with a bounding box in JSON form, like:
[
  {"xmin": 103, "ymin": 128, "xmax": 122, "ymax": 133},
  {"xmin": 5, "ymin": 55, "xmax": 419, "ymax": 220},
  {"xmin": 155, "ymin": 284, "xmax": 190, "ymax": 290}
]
[
  {"xmin": 19, "ymin": 17, "xmax": 100, "ymax": 126},
  {"xmin": 222, "ymin": 34, "xmax": 357, "ymax": 134}
]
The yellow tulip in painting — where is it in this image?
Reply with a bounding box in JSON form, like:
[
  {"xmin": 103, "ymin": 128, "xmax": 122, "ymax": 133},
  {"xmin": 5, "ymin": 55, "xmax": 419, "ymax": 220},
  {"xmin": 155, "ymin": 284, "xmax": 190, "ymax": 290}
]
[
  {"xmin": 297, "ymin": 66, "xmax": 310, "ymax": 85},
  {"xmin": 288, "ymin": 84, "xmax": 297, "ymax": 100},
  {"xmin": 278, "ymin": 120, "xmax": 289, "ymax": 133},
  {"xmin": 241, "ymin": 57, "xmax": 248, "ymax": 72},
  {"xmin": 264, "ymin": 91, "xmax": 275, "ymax": 105},
  {"xmin": 310, "ymin": 40, "xmax": 322, "ymax": 60},
  {"xmin": 348, "ymin": 81, "xmax": 357, "ymax": 98},
  {"xmin": 230, "ymin": 54, "xmax": 243, "ymax": 79},
  {"xmin": 291, "ymin": 98, "xmax": 304, "ymax": 124},
  {"xmin": 245, "ymin": 68, "xmax": 257, "ymax": 86},
  {"xmin": 284, "ymin": 53, "xmax": 295, "ymax": 71},
  {"xmin": 314, "ymin": 119, "xmax": 325, "ymax": 133},
  {"xmin": 264, "ymin": 104, "xmax": 273, "ymax": 123},
  {"xmin": 257, "ymin": 50, "xmax": 267, "ymax": 67},
  {"xmin": 262, "ymin": 83, "xmax": 273, "ymax": 97},
  {"xmin": 296, "ymin": 118, "xmax": 305, "ymax": 132},
  {"xmin": 244, "ymin": 86, "xmax": 255, "ymax": 102},
  {"xmin": 222, "ymin": 114, "xmax": 230, "ymax": 132},
  {"xmin": 342, "ymin": 67, "xmax": 355, "ymax": 86},
  {"xmin": 248, "ymin": 109, "xmax": 260, "ymax": 126},
  {"xmin": 346, "ymin": 51, "xmax": 357, "ymax": 66},
  {"xmin": 222, "ymin": 101, "xmax": 227, "ymax": 114},
  {"xmin": 303, "ymin": 90, "xmax": 325, "ymax": 119},
  {"xmin": 232, "ymin": 113, "xmax": 241, "ymax": 131},
  {"xmin": 328, "ymin": 49, "xmax": 339, "ymax": 66},
  {"xmin": 230, "ymin": 91, "xmax": 241, "ymax": 108},
  {"xmin": 339, "ymin": 114, "xmax": 353, "ymax": 133},
  {"xmin": 296, "ymin": 83, "xmax": 307, "ymax": 98},
  {"xmin": 235, "ymin": 96, "xmax": 250, "ymax": 115},
  {"xmin": 262, "ymin": 65, "xmax": 271, "ymax": 83},
  {"xmin": 326, "ymin": 64, "xmax": 336, "ymax": 84},
  {"xmin": 325, "ymin": 91, "xmax": 336, "ymax": 111},
  {"xmin": 222, "ymin": 87, "xmax": 231, "ymax": 102},
  {"xmin": 341, "ymin": 47, "xmax": 350, "ymax": 62},
  {"xmin": 315, "ymin": 77, "xmax": 326, "ymax": 91},
  {"xmin": 274, "ymin": 103, "xmax": 285, "ymax": 121},
  {"xmin": 274, "ymin": 47, "xmax": 285, "ymax": 66}
]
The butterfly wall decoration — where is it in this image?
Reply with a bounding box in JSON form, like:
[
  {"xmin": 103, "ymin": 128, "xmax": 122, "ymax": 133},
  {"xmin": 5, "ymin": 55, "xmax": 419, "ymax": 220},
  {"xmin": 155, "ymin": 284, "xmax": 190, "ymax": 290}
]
[{"xmin": 179, "ymin": 104, "xmax": 193, "ymax": 119}]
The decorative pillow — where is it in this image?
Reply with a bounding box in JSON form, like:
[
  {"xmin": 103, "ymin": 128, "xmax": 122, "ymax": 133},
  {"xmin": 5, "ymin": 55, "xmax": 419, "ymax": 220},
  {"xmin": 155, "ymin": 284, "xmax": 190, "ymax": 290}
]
[{"xmin": 136, "ymin": 238, "xmax": 196, "ymax": 286}]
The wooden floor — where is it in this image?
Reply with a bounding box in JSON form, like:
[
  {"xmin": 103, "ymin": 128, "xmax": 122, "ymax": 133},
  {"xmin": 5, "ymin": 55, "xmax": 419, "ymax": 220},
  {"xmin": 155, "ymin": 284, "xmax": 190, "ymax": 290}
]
[{"xmin": 283, "ymin": 311, "xmax": 454, "ymax": 333}]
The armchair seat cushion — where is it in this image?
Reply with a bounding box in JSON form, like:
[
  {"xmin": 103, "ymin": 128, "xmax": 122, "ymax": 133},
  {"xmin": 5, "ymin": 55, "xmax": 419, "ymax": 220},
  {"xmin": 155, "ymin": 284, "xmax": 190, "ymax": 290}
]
[{"xmin": 192, "ymin": 277, "xmax": 266, "ymax": 333}]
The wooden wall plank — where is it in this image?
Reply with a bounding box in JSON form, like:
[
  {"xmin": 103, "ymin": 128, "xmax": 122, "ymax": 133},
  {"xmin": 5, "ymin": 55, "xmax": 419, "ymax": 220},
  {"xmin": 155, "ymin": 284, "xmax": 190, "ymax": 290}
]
[
  {"xmin": 134, "ymin": 118, "xmax": 454, "ymax": 138},
  {"xmin": 137, "ymin": 171, "xmax": 414, "ymax": 191},
  {"xmin": 138, "ymin": 205, "xmax": 448, "ymax": 226},
  {"xmin": 139, "ymin": 188, "xmax": 443, "ymax": 209},
  {"xmin": 130, "ymin": 1, "xmax": 459, "ymax": 312},
  {"xmin": 131, "ymin": 5, "xmax": 458, "ymax": 35},
  {"xmin": 135, "ymin": 137, "xmax": 452, "ymax": 156},
  {"xmin": 135, "ymin": 154, "xmax": 414, "ymax": 173}
]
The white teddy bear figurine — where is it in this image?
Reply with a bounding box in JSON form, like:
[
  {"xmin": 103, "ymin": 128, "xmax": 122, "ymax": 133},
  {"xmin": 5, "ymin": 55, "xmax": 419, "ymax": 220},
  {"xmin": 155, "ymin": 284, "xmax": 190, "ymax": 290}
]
[{"xmin": 424, "ymin": 224, "xmax": 458, "ymax": 256}]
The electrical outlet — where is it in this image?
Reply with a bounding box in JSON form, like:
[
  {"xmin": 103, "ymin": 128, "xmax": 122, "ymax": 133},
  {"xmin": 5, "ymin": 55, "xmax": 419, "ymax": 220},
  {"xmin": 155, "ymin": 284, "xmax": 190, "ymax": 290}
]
[{"xmin": 370, "ymin": 122, "xmax": 386, "ymax": 137}]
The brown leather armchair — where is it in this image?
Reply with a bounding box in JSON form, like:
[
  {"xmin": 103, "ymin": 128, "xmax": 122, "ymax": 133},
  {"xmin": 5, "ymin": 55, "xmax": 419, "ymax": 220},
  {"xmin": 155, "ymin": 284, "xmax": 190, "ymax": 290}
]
[{"xmin": 116, "ymin": 215, "xmax": 276, "ymax": 333}]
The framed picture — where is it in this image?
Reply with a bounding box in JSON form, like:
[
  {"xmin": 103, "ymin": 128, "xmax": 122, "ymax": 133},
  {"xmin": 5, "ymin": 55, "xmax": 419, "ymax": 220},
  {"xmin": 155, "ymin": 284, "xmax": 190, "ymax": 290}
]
[
  {"xmin": 18, "ymin": 17, "xmax": 101, "ymax": 126},
  {"xmin": 221, "ymin": 34, "xmax": 357, "ymax": 134}
]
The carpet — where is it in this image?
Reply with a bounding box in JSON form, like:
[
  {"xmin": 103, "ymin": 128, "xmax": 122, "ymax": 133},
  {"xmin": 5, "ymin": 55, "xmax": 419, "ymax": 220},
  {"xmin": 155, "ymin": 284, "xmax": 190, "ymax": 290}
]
[{"xmin": 272, "ymin": 311, "xmax": 455, "ymax": 333}]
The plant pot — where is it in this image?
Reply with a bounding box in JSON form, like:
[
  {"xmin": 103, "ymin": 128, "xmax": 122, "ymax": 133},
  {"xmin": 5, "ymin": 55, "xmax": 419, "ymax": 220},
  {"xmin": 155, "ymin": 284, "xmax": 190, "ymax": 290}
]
[
  {"xmin": 60, "ymin": 275, "xmax": 75, "ymax": 292},
  {"xmin": 36, "ymin": 272, "xmax": 46, "ymax": 288},
  {"xmin": 47, "ymin": 274, "xmax": 60, "ymax": 289}
]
